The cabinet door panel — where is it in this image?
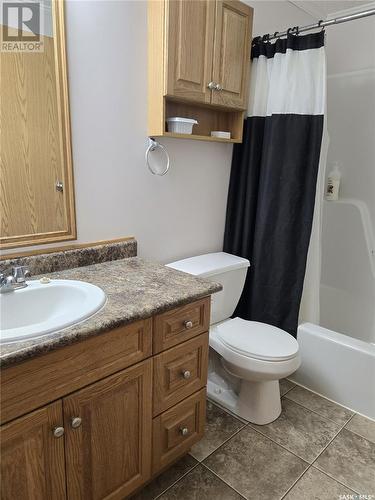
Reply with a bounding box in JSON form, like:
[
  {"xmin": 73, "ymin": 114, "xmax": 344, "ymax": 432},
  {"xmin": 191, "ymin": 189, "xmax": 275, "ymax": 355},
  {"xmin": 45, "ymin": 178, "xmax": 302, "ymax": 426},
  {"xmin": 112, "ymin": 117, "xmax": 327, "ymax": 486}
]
[
  {"xmin": 212, "ymin": 0, "xmax": 252, "ymax": 109},
  {"xmin": 166, "ymin": 0, "xmax": 215, "ymax": 103},
  {"xmin": 63, "ymin": 360, "xmax": 152, "ymax": 500},
  {"xmin": 0, "ymin": 401, "xmax": 66, "ymax": 500}
]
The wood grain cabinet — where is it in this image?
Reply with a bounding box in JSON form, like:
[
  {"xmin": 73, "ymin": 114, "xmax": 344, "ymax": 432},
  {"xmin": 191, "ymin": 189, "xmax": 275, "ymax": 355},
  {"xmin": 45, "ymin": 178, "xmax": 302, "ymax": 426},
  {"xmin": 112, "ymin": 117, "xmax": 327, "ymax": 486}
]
[
  {"xmin": 0, "ymin": 402, "xmax": 66, "ymax": 500},
  {"xmin": 63, "ymin": 360, "xmax": 152, "ymax": 500},
  {"xmin": 0, "ymin": 297, "xmax": 211, "ymax": 499},
  {"xmin": 166, "ymin": 0, "xmax": 215, "ymax": 104},
  {"xmin": 148, "ymin": 0, "xmax": 253, "ymax": 143},
  {"xmin": 211, "ymin": 0, "xmax": 252, "ymax": 109}
]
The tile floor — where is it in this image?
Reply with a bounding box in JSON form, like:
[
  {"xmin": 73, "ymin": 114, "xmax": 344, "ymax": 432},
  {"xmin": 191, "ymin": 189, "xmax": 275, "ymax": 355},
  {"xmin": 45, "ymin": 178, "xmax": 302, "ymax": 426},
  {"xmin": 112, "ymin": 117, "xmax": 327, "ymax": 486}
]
[{"xmin": 132, "ymin": 380, "xmax": 375, "ymax": 500}]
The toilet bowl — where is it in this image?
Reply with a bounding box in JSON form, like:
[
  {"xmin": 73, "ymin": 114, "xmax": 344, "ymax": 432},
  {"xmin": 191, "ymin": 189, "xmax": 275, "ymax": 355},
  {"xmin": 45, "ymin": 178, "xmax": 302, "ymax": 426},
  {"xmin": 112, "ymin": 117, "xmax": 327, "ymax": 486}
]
[
  {"xmin": 210, "ymin": 318, "xmax": 300, "ymax": 424},
  {"xmin": 167, "ymin": 252, "xmax": 301, "ymax": 425}
]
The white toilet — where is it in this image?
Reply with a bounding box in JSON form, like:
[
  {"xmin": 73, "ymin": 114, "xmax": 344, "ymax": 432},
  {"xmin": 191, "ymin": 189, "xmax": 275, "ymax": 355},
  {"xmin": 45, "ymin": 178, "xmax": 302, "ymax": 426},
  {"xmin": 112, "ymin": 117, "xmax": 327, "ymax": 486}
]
[{"xmin": 167, "ymin": 252, "xmax": 300, "ymax": 425}]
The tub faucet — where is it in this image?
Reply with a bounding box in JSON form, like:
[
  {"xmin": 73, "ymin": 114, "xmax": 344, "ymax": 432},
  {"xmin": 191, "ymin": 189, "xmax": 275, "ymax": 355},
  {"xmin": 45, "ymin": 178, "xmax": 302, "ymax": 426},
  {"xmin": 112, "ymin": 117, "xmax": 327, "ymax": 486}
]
[{"xmin": 0, "ymin": 266, "xmax": 31, "ymax": 293}]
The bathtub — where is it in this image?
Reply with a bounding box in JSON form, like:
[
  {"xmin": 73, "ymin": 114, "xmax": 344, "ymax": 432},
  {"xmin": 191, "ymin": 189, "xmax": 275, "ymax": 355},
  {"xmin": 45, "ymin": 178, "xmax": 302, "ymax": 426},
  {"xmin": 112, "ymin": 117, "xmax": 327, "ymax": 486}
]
[
  {"xmin": 292, "ymin": 199, "xmax": 375, "ymax": 419},
  {"xmin": 291, "ymin": 323, "xmax": 375, "ymax": 419}
]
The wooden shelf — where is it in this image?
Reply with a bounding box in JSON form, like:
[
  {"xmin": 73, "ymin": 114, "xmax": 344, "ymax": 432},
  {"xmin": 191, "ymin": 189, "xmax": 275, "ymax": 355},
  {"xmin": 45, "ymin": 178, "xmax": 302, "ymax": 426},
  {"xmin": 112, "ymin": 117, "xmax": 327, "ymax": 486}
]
[
  {"xmin": 158, "ymin": 132, "xmax": 241, "ymax": 143},
  {"xmin": 147, "ymin": 0, "xmax": 252, "ymax": 145},
  {"xmin": 163, "ymin": 99, "xmax": 245, "ymax": 143}
]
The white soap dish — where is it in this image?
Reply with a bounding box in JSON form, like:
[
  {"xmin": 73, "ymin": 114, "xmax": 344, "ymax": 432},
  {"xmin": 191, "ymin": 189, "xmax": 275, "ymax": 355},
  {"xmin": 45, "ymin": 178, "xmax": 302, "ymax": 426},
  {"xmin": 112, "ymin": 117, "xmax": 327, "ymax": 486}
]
[{"xmin": 211, "ymin": 131, "xmax": 231, "ymax": 139}]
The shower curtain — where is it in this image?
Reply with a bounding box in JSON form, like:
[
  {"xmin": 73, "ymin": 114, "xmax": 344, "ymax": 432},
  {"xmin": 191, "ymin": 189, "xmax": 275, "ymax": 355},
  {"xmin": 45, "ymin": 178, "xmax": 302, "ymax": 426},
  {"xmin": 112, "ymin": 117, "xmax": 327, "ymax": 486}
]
[{"xmin": 223, "ymin": 32, "xmax": 326, "ymax": 336}]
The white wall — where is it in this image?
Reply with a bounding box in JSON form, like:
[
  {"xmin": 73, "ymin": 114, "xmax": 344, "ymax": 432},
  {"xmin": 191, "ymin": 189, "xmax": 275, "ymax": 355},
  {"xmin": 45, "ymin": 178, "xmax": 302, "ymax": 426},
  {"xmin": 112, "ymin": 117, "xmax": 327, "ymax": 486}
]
[{"xmin": 4, "ymin": 0, "xmax": 314, "ymax": 262}]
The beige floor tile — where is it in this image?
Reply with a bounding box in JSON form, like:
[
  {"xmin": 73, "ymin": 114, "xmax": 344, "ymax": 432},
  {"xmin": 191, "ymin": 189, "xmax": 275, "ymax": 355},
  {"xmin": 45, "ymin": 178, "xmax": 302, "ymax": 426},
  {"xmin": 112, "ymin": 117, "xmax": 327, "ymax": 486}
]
[
  {"xmin": 345, "ymin": 414, "xmax": 375, "ymax": 444},
  {"xmin": 315, "ymin": 428, "xmax": 375, "ymax": 494},
  {"xmin": 130, "ymin": 455, "xmax": 197, "ymax": 500},
  {"xmin": 283, "ymin": 467, "xmax": 354, "ymax": 500},
  {"xmin": 251, "ymin": 398, "xmax": 341, "ymax": 462},
  {"xmin": 280, "ymin": 379, "xmax": 295, "ymax": 396},
  {"xmin": 159, "ymin": 464, "xmax": 244, "ymax": 499},
  {"xmin": 190, "ymin": 400, "xmax": 245, "ymax": 461},
  {"xmin": 204, "ymin": 426, "xmax": 308, "ymax": 500},
  {"xmin": 285, "ymin": 385, "xmax": 354, "ymax": 425}
]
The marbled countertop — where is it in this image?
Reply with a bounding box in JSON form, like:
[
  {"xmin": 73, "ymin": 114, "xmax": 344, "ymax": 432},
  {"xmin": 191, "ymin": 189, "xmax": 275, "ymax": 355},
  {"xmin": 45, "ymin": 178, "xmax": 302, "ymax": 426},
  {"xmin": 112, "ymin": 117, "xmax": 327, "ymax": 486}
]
[{"xmin": 0, "ymin": 257, "xmax": 222, "ymax": 368}]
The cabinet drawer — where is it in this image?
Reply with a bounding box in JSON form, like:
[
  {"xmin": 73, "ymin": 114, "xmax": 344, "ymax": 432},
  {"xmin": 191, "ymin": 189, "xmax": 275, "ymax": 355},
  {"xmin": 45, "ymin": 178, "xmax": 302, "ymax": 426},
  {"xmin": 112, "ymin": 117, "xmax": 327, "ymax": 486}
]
[
  {"xmin": 153, "ymin": 333, "xmax": 208, "ymax": 416},
  {"xmin": 153, "ymin": 297, "xmax": 210, "ymax": 353},
  {"xmin": 152, "ymin": 388, "xmax": 206, "ymax": 474}
]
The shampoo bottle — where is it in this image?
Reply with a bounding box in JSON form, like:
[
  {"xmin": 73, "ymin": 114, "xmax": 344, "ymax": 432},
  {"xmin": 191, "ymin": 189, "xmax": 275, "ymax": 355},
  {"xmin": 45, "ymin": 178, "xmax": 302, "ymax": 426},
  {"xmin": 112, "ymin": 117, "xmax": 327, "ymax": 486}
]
[{"xmin": 326, "ymin": 162, "xmax": 341, "ymax": 201}]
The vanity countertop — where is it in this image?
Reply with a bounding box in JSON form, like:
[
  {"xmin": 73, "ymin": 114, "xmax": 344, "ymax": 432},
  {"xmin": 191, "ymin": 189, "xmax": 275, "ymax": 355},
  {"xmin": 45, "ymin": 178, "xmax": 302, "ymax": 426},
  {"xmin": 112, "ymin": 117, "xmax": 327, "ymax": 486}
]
[{"xmin": 0, "ymin": 257, "xmax": 222, "ymax": 368}]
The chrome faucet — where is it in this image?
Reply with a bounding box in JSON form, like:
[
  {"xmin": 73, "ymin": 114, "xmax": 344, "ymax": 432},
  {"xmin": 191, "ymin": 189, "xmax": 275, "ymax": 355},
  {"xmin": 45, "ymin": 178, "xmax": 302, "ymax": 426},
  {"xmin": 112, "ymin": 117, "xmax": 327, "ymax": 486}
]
[{"xmin": 0, "ymin": 266, "xmax": 31, "ymax": 293}]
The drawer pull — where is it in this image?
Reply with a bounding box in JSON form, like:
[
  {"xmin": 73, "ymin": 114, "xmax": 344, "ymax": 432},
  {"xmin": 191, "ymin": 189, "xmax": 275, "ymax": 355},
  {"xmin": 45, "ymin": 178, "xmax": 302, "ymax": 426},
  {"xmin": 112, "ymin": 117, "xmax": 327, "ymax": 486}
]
[
  {"xmin": 71, "ymin": 417, "xmax": 82, "ymax": 429},
  {"xmin": 53, "ymin": 426, "xmax": 64, "ymax": 438},
  {"xmin": 184, "ymin": 320, "xmax": 193, "ymax": 329},
  {"xmin": 180, "ymin": 427, "xmax": 189, "ymax": 436},
  {"xmin": 182, "ymin": 370, "xmax": 191, "ymax": 380}
]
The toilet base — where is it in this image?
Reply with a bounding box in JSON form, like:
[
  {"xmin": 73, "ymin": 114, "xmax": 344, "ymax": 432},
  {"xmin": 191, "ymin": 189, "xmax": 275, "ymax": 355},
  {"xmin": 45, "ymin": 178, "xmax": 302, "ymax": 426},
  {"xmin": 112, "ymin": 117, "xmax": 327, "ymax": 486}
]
[
  {"xmin": 237, "ymin": 379, "xmax": 281, "ymax": 425},
  {"xmin": 207, "ymin": 369, "xmax": 282, "ymax": 425}
]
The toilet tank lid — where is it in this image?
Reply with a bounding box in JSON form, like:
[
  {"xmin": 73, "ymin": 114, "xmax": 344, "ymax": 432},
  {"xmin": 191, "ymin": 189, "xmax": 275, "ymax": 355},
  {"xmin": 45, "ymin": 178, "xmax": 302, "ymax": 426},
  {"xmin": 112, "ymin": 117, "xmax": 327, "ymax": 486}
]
[{"xmin": 166, "ymin": 252, "xmax": 250, "ymax": 278}]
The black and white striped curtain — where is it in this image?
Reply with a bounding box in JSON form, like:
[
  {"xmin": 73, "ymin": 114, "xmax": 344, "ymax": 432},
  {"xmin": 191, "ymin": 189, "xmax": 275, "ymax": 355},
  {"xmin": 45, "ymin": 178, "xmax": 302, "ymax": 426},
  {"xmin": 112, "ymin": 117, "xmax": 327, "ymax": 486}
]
[{"xmin": 224, "ymin": 32, "xmax": 326, "ymax": 336}]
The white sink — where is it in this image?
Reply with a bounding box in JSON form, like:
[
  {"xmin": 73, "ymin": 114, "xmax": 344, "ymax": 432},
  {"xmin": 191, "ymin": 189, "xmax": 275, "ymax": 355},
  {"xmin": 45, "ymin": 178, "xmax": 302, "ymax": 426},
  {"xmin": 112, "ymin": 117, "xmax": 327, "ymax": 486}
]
[{"xmin": 0, "ymin": 279, "xmax": 106, "ymax": 343}]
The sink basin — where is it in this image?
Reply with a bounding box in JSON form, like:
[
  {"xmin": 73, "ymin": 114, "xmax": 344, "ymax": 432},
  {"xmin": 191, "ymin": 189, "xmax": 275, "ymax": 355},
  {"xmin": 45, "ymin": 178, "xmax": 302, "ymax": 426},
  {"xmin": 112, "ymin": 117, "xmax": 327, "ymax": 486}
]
[{"xmin": 0, "ymin": 279, "xmax": 106, "ymax": 343}]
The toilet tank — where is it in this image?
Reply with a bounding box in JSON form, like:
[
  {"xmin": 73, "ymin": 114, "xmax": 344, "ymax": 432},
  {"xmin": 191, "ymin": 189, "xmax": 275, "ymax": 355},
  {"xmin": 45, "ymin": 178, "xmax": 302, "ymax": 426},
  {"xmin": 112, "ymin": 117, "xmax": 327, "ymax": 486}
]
[{"xmin": 167, "ymin": 252, "xmax": 250, "ymax": 325}]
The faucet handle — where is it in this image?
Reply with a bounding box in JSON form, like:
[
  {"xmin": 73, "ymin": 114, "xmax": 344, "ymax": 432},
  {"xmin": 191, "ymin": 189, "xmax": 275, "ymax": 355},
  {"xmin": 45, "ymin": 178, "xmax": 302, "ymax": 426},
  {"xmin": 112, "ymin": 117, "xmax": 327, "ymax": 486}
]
[
  {"xmin": 12, "ymin": 266, "xmax": 31, "ymax": 283},
  {"xmin": 0, "ymin": 267, "xmax": 13, "ymax": 280}
]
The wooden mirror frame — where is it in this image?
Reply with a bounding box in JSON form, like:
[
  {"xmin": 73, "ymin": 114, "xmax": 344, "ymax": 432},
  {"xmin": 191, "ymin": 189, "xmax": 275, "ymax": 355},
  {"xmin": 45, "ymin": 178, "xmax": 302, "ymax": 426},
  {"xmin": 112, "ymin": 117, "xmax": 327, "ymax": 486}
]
[{"xmin": 0, "ymin": 0, "xmax": 76, "ymax": 249}]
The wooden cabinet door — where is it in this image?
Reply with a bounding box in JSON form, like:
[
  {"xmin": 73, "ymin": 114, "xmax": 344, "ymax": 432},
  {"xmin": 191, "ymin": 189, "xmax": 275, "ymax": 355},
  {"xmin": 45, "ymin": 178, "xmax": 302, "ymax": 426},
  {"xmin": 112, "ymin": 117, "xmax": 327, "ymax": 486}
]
[
  {"xmin": 0, "ymin": 401, "xmax": 66, "ymax": 500},
  {"xmin": 211, "ymin": 0, "xmax": 252, "ymax": 109},
  {"xmin": 166, "ymin": 0, "xmax": 215, "ymax": 103},
  {"xmin": 63, "ymin": 360, "xmax": 152, "ymax": 500}
]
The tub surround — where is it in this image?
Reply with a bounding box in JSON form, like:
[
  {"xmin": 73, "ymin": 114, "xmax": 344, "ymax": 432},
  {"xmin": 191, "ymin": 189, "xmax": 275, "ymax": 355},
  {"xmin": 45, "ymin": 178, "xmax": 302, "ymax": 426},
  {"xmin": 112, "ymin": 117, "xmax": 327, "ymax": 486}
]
[
  {"xmin": 0, "ymin": 238, "xmax": 137, "ymax": 275},
  {"xmin": 0, "ymin": 256, "xmax": 221, "ymax": 367}
]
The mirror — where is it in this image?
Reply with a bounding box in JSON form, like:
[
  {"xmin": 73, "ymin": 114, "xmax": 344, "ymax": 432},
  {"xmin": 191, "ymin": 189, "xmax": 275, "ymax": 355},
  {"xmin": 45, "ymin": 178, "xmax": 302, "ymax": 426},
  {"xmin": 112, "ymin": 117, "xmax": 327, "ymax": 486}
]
[{"xmin": 0, "ymin": 0, "xmax": 76, "ymax": 249}]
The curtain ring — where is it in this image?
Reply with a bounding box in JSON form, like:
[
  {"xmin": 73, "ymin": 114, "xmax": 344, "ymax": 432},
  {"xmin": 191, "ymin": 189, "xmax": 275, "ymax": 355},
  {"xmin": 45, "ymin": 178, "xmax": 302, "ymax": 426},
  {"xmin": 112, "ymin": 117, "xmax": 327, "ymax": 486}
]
[
  {"xmin": 294, "ymin": 26, "xmax": 300, "ymax": 35},
  {"xmin": 318, "ymin": 19, "xmax": 325, "ymax": 31},
  {"xmin": 145, "ymin": 138, "xmax": 170, "ymax": 176},
  {"xmin": 273, "ymin": 31, "xmax": 279, "ymax": 39},
  {"xmin": 287, "ymin": 27, "xmax": 293, "ymax": 36},
  {"xmin": 262, "ymin": 33, "xmax": 270, "ymax": 43}
]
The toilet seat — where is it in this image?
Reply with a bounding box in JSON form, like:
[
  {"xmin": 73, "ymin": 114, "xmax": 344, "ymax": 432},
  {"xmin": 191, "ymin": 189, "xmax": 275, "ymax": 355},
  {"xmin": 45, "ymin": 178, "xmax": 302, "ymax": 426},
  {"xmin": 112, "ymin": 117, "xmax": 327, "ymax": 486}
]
[{"xmin": 213, "ymin": 318, "xmax": 299, "ymax": 362}]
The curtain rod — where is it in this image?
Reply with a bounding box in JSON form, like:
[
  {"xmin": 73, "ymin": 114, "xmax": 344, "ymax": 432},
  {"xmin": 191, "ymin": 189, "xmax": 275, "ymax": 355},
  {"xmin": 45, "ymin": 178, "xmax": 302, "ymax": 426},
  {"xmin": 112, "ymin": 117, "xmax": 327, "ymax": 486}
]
[{"xmin": 255, "ymin": 8, "xmax": 375, "ymax": 43}]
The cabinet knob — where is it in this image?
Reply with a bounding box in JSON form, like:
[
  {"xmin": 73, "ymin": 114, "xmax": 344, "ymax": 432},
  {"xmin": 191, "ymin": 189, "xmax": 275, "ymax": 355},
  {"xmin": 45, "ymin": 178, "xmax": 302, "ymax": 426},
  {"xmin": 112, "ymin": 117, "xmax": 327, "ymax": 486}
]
[
  {"xmin": 182, "ymin": 370, "xmax": 191, "ymax": 380},
  {"xmin": 215, "ymin": 83, "xmax": 223, "ymax": 91},
  {"xmin": 71, "ymin": 417, "xmax": 82, "ymax": 429},
  {"xmin": 207, "ymin": 81, "xmax": 217, "ymax": 90},
  {"xmin": 184, "ymin": 320, "xmax": 193, "ymax": 329},
  {"xmin": 180, "ymin": 427, "xmax": 189, "ymax": 436},
  {"xmin": 53, "ymin": 426, "xmax": 65, "ymax": 438}
]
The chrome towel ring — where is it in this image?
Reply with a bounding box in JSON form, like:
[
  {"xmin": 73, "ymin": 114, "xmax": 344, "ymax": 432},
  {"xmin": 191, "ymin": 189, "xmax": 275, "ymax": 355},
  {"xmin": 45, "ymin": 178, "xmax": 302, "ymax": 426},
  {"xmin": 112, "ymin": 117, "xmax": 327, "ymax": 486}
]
[{"xmin": 145, "ymin": 138, "xmax": 170, "ymax": 176}]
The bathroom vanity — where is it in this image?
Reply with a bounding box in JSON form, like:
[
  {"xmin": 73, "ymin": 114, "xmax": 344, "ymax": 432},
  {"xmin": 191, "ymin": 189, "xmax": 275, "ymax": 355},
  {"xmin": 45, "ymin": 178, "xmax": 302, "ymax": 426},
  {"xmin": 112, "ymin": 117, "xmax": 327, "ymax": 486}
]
[{"xmin": 0, "ymin": 247, "xmax": 221, "ymax": 499}]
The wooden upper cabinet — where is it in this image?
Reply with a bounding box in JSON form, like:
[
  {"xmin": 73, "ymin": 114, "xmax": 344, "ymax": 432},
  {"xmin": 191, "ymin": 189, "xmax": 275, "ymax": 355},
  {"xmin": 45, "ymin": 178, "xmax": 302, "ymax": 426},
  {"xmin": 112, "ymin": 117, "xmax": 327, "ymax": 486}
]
[
  {"xmin": 164, "ymin": 0, "xmax": 252, "ymax": 109},
  {"xmin": 211, "ymin": 0, "xmax": 252, "ymax": 108},
  {"xmin": 148, "ymin": 0, "xmax": 253, "ymax": 141},
  {"xmin": 63, "ymin": 360, "xmax": 152, "ymax": 500},
  {"xmin": 0, "ymin": 401, "xmax": 66, "ymax": 500},
  {"xmin": 166, "ymin": 0, "xmax": 215, "ymax": 103}
]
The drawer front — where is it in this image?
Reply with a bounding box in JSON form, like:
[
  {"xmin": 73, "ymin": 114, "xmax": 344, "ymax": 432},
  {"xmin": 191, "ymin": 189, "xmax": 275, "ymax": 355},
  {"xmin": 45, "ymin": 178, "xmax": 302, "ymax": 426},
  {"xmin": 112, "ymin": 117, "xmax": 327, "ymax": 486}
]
[
  {"xmin": 153, "ymin": 297, "xmax": 210, "ymax": 353},
  {"xmin": 153, "ymin": 333, "xmax": 208, "ymax": 416},
  {"xmin": 152, "ymin": 388, "xmax": 206, "ymax": 474},
  {"xmin": 1, "ymin": 319, "xmax": 152, "ymax": 425}
]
